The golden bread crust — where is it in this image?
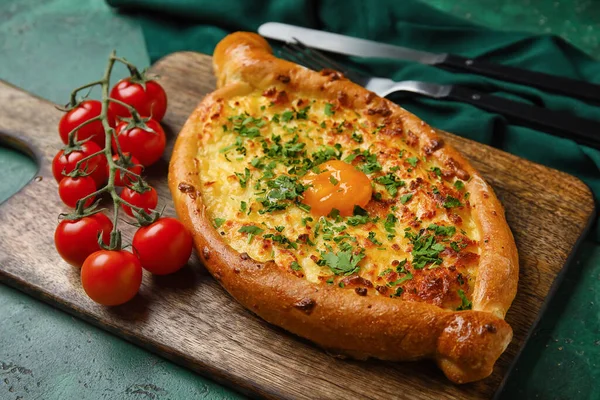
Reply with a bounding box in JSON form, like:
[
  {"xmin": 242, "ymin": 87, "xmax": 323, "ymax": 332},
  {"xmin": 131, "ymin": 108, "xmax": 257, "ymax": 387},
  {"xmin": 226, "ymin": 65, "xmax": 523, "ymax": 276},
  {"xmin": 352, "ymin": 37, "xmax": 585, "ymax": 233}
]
[{"xmin": 169, "ymin": 32, "xmax": 519, "ymax": 383}]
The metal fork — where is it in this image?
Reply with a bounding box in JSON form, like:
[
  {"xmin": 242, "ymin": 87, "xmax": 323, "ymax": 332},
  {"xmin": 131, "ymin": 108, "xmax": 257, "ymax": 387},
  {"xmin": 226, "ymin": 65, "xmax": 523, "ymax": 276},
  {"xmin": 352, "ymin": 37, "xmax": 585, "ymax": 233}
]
[{"xmin": 279, "ymin": 41, "xmax": 600, "ymax": 149}]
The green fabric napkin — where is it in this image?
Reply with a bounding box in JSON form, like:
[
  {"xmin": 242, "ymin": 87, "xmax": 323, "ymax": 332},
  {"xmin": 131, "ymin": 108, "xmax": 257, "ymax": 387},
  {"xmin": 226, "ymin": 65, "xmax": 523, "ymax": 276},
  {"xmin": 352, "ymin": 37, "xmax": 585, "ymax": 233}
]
[{"xmin": 107, "ymin": 0, "xmax": 600, "ymax": 230}]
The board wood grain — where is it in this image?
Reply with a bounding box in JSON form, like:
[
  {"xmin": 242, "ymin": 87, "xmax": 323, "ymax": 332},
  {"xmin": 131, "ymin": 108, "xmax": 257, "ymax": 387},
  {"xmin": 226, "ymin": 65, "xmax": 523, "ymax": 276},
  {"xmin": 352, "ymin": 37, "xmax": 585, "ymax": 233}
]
[{"xmin": 0, "ymin": 52, "xmax": 595, "ymax": 400}]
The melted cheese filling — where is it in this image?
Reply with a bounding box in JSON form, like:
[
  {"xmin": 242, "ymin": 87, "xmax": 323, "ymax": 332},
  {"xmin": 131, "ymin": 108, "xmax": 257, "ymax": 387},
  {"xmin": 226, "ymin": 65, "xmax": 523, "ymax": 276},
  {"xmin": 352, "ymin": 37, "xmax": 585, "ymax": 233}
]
[{"xmin": 196, "ymin": 90, "xmax": 480, "ymax": 310}]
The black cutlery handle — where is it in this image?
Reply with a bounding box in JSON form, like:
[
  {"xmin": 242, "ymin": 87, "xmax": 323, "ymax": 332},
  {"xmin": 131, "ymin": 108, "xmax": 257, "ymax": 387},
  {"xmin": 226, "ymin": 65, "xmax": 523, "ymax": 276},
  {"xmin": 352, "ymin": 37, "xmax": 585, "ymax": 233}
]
[
  {"xmin": 440, "ymin": 54, "xmax": 600, "ymax": 104},
  {"xmin": 445, "ymin": 86, "xmax": 600, "ymax": 148}
]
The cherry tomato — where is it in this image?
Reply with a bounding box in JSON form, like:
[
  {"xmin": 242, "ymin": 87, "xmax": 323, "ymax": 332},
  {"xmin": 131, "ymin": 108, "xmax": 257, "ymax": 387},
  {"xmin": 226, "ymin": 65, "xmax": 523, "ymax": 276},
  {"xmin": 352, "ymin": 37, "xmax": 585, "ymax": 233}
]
[
  {"xmin": 81, "ymin": 250, "xmax": 143, "ymax": 306},
  {"xmin": 113, "ymin": 119, "xmax": 166, "ymax": 167},
  {"xmin": 52, "ymin": 141, "xmax": 108, "ymax": 186},
  {"xmin": 133, "ymin": 218, "xmax": 192, "ymax": 275},
  {"xmin": 54, "ymin": 213, "xmax": 113, "ymax": 267},
  {"xmin": 120, "ymin": 186, "xmax": 158, "ymax": 217},
  {"xmin": 58, "ymin": 100, "xmax": 115, "ymax": 147},
  {"xmin": 108, "ymin": 78, "xmax": 167, "ymax": 122},
  {"xmin": 109, "ymin": 153, "xmax": 143, "ymax": 186},
  {"xmin": 58, "ymin": 176, "xmax": 96, "ymax": 208}
]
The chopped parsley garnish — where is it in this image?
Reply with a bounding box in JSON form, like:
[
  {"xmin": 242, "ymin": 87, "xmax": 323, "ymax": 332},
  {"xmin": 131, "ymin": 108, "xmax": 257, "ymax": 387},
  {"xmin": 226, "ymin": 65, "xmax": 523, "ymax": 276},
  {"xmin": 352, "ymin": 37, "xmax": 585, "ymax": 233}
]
[
  {"xmin": 450, "ymin": 241, "xmax": 461, "ymax": 252},
  {"xmin": 351, "ymin": 131, "xmax": 364, "ymax": 143},
  {"xmin": 443, "ymin": 195, "xmax": 463, "ymax": 208},
  {"xmin": 373, "ymin": 125, "xmax": 385, "ymax": 134},
  {"xmin": 214, "ymin": 218, "xmax": 226, "ymax": 228},
  {"xmin": 405, "ymin": 230, "xmax": 445, "ymax": 270},
  {"xmin": 238, "ymin": 225, "xmax": 264, "ymax": 235},
  {"xmin": 384, "ymin": 213, "xmax": 397, "ymax": 237},
  {"xmin": 347, "ymin": 214, "xmax": 370, "ymax": 226},
  {"xmin": 275, "ymin": 225, "xmax": 285, "ymax": 232},
  {"xmin": 406, "ymin": 157, "xmax": 418, "ymax": 167},
  {"xmin": 320, "ymin": 121, "xmax": 327, "ymax": 129},
  {"xmin": 399, "ymin": 193, "xmax": 413, "ymax": 204},
  {"xmin": 329, "ymin": 176, "xmax": 339, "ymax": 185},
  {"xmin": 235, "ymin": 168, "xmax": 251, "ymax": 188},
  {"xmin": 379, "ymin": 268, "xmax": 393, "ymax": 277},
  {"xmin": 374, "ymin": 173, "xmax": 405, "ymax": 196},
  {"xmin": 313, "ymin": 144, "xmax": 342, "ymax": 165},
  {"xmin": 324, "ymin": 103, "xmax": 335, "ymax": 116},
  {"xmin": 457, "ymin": 289, "xmax": 472, "ymax": 310},
  {"xmin": 238, "ymin": 224, "xmax": 264, "ymax": 243},
  {"xmin": 457, "ymin": 273, "xmax": 465, "ymax": 285},
  {"xmin": 296, "ymin": 105, "xmax": 310, "ymax": 120},
  {"xmin": 297, "ymin": 203, "xmax": 311, "ymax": 212},
  {"xmin": 454, "ymin": 180, "xmax": 465, "ymax": 190},
  {"xmin": 302, "ymin": 216, "xmax": 313, "ymax": 226},
  {"xmin": 360, "ymin": 150, "xmax": 382, "ymax": 174},
  {"xmin": 430, "ymin": 167, "xmax": 442, "ymax": 178},
  {"xmin": 427, "ymin": 223, "xmax": 456, "ymax": 237},
  {"xmin": 319, "ymin": 247, "xmax": 365, "ymax": 276},
  {"xmin": 388, "ymin": 270, "xmax": 413, "ymax": 287},
  {"xmin": 392, "ymin": 287, "xmax": 404, "ymax": 297},
  {"xmin": 258, "ymin": 175, "xmax": 307, "ymax": 214},
  {"xmin": 263, "ymin": 233, "xmax": 298, "ymax": 249},
  {"xmin": 228, "ymin": 114, "xmax": 263, "ymax": 138},
  {"xmin": 281, "ymin": 110, "xmax": 294, "ymax": 122},
  {"xmin": 290, "ymin": 261, "xmax": 302, "ymax": 271},
  {"xmin": 367, "ymin": 231, "xmax": 382, "ymax": 245},
  {"xmin": 240, "ymin": 201, "xmax": 247, "ymax": 213}
]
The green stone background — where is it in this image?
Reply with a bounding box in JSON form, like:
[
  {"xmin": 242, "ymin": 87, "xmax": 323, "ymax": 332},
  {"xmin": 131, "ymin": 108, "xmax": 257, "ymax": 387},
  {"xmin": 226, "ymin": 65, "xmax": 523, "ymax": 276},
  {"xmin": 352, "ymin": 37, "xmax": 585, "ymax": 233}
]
[{"xmin": 0, "ymin": 0, "xmax": 598, "ymax": 399}]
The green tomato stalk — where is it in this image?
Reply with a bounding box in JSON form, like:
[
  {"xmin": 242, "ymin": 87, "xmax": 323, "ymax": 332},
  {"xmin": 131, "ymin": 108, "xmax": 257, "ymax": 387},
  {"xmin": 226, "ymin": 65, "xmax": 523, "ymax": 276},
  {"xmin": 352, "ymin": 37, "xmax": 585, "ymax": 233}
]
[{"xmin": 60, "ymin": 51, "xmax": 160, "ymax": 250}]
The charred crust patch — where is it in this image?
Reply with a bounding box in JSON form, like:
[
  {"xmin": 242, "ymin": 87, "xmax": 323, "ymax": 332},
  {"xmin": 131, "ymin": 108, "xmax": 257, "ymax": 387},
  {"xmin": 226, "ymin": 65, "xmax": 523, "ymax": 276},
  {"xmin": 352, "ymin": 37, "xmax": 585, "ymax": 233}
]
[
  {"xmin": 445, "ymin": 157, "xmax": 470, "ymax": 181},
  {"xmin": 337, "ymin": 92, "xmax": 349, "ymax": 107},
  {"xmin": 365, "ymin": 92, "xmax": 376, "ymax": 104},
  {"xmin": 240, "ymin": 252, "xmax": 250, "ymax": 260},
  {"xmin": 277, "ymin": 74, "xmax": 291, "ymax": 83},
  {"xmin": 294, "ymin": 298, "xmax": 316, "ymax": 314},
  {"xmin": 178, "ymin": 182, "xmax": 197, "ymax": 200},
  {"xmin": 320, "ymin": 68, "xmax": 344, "ymax": 81},
  {"xmin": 355, "ymin": 287, "xmax": 368, "ymax": 296},
  {"xmin": 485, "ymin": 323, "xmax": 498, "ymax": 333},
  {"xmin": 406, "ymin": 130, "xmax": 419, "ymax": 147},
  {"xmin": 202, "ymin": 247, "xmax": 210, "ymax": 260},
  {"xmin": 367, "ymin": 103, "xmax": 392, "ymax": 117},
  {"xmin": 262, "ymin": 87, "xmax": 276, "ymax": 97},
  {"xmin": 376, "ymin": 285, "xmax": 388, "ymax": 295},
  {"xmin": 423, "ymin": 139, "xmax": 443, "ymax": 155},
  {"xmin": 341, "ymin": 275, "xmax": 374, "ymax": 288}
]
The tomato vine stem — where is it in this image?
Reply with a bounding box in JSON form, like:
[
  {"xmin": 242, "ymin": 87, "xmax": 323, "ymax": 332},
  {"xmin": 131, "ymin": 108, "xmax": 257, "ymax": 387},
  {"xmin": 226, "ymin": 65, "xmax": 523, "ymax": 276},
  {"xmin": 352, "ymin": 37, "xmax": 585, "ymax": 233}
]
[{"xmin": 67, "ymin": 51, "xmax": 159, "ymax": 250}]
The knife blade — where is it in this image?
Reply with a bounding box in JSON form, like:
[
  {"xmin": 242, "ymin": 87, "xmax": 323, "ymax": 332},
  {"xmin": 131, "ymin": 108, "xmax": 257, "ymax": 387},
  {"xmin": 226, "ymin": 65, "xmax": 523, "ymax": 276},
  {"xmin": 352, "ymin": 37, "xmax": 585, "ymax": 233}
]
[{"xmin": 258, "ymin": 22, "xmax": 600, "ymax": 104}]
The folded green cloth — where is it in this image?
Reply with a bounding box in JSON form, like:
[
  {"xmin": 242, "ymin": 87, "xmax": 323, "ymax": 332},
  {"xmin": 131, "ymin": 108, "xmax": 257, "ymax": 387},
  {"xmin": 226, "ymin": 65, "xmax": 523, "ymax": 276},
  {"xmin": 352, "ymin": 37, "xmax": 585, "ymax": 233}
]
[{"xmin": 107, "ymin": 0, "xmax": 600, "ymax": 234}]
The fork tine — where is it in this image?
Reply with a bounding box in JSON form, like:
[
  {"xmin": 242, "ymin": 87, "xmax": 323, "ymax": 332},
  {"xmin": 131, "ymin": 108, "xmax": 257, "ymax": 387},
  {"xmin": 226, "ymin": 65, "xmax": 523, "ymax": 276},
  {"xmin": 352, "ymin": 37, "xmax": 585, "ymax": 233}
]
[
  {"xmin": 287, "ymin": 41, "xmax": 332, "ymax": 72},
  {"xmin": 292, "ymin": 38, "xmax": 350, "ymax": 74},
  {"xmin": 280, "ymin": 44, "xmax": 323, "ymax": 72}
]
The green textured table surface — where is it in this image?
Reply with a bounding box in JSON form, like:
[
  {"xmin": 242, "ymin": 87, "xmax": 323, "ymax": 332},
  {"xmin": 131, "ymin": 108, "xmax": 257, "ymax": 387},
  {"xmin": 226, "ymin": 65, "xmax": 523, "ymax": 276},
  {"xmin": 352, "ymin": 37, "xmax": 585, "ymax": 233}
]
[{"xmin": 1, "ymin": 1, "xmax": 599, "ymax": 399}]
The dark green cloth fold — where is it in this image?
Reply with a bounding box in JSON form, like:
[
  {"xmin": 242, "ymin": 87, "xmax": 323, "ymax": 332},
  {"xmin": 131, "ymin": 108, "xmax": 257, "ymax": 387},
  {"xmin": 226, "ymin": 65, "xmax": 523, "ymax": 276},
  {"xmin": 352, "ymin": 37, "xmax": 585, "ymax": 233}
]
[{"xmin": 108, "ymin": 0, "xmax": 600, "ymax": 237}]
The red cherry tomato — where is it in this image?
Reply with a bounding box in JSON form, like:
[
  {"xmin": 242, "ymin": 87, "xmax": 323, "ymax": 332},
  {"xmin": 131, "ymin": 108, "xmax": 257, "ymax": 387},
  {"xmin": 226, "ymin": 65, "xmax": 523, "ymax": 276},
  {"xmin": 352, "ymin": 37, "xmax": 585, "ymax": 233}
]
[
  {"xmin": 81, "ymin": 250, "xmax": 143, "ymax": 306},
  {"xmin": 54, "ymin": 213, "xmax": 113, "ymax": 267},
  {"xmin": 52, "ymin": 141, "xmax": 107, "ymax": 186},
  {"xmin": 133, "ymin": 218, "xmax": 192, "ymax": 275},
  {"xmin": 109, "ymin": 153, "xmax": 143, "ymax": 186},
  {"xmin": 113, "ymin": 119, "xmax": 166, "ymax": 167},
  {"xmin": 58, "ymin": 176, "xmax": 96, "ymax": 208},
  {"xmin": 120, "ymin": 186, "xmax": 158, "ymax": 217},
  {"xmin": 58, "ymin": 100, "xmax": 115, "ymax": 147},
  {"xmin": 108, "ymin": 78, "xmax": 167, "ymax": 122}
]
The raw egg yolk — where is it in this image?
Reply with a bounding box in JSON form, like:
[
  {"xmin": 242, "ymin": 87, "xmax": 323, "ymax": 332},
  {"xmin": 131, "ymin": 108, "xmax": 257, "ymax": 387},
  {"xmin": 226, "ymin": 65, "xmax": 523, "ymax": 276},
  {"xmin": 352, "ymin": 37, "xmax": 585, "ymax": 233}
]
[{"xmin": 301, "ymin": 160, "xmax": 372, "ymax": 217}]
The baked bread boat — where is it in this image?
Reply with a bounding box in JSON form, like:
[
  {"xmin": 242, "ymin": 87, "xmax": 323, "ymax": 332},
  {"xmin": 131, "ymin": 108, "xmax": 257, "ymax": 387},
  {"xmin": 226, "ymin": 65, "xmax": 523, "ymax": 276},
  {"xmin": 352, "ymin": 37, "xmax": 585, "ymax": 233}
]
[{"xmin": 169, "ymin": 32, "xmax": 519, "ymax": 383}]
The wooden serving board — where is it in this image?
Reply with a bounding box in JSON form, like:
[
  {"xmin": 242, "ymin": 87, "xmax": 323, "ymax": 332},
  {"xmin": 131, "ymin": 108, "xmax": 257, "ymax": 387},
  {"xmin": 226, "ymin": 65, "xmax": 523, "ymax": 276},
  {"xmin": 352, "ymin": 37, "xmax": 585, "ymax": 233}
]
[{"xmin": 0, "ymin": 52, "xmax": 595, "ymax": 400}]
